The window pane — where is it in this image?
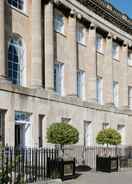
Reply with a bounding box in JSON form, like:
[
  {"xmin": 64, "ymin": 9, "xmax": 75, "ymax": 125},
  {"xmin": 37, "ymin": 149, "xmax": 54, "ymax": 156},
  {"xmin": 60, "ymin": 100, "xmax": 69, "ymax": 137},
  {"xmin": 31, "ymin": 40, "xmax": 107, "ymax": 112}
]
[
  {"xmin": 96, "ymin": 34, "xmax": 103, "ymax": 52},
  {"xmin": 8, "ymin": 70, "xmax": 12, "ymax": 80},
  {"xmin": 128, "ymin": 51, "xmax": 132, "ymax": 66},
  {"xmin": 8, "ymin": 62, "xmax": 12, "ymax": 69},
  {"xmin": 54, "ymin": 11, "xmax": 64, "ymax": 33},
  {"xmin": 8, "ymin": 0, "xmax": 24, "ymax": 10},
  {"xmin": 128, "ymin": 87, "xmax": 132, "ymax": 109},
  {"xmin": 54, "ymin": 63, "xmax": 64, "ymax": 95},
  {"xmin": 113, "ymin": 81, "xmax": 119, "ymax": 107},
  {"xmin": 96, "ymin": 78, "xmax": 103, "ymax": 104},
  {"xmin": 8, "ymin": 37, "xmax": 24, "ymax": 85},
  {"xmin": 77, "ymin": 23, "xmax": 85, "ymax": 44},
  {"xmin": 77, "ymin": 70, "xmax": 85, "ymax": 99},
  {"xmin": 112, "ymin": 42, "xmax": 119, "ymax": 60},
  {"xmin": 15, "ymin": 111, "xmax": 30, "ymax": 122}
]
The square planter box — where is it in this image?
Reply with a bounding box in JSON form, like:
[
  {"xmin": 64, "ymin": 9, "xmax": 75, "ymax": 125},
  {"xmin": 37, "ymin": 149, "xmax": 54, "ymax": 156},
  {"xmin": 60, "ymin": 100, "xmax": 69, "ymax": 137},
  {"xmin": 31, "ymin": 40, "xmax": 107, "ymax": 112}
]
[
  {"xmin": 96, "ymin": 155, "xmax": 118, "ymax": 172},
  {"xmin": 47, "ymin": 158, "xmax": 76, "ymax": 180},
  {"xmin": 128, "ymin": 158, "xmax": 132, "ymax": 167},
  {"xmin": 119, "ymin": 156, "xmax": 128, "ymax": 168}
]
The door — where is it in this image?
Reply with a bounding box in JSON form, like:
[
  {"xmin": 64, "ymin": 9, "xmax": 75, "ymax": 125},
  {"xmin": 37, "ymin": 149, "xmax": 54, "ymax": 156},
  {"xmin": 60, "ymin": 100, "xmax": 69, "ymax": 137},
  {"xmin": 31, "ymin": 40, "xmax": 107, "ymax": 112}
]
[
  {"xmin": 0, "ymin": 111, "xmax": 5, "ymax": 146},
  {"xmin": 15, "ymin": 124, "xmax": 24, "ymax": 148},
  {"xmin": 84, "ymin": 121, "xmax": 92, "ymax": 147},
  {"xmin": 39, "ymin": 115, "xmax": 44, "ymax": 148},
  {"xmin": 15, "ymin": 112, "xmax": 31, "ymax": 148}
]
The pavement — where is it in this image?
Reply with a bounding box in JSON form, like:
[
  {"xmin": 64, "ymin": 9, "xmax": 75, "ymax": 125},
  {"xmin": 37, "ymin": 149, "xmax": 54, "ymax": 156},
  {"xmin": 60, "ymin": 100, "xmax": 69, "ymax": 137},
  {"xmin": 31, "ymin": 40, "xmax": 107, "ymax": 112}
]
[{"xmin": 63, "ymin": 169, "xmax": 132, "ymax": 184}]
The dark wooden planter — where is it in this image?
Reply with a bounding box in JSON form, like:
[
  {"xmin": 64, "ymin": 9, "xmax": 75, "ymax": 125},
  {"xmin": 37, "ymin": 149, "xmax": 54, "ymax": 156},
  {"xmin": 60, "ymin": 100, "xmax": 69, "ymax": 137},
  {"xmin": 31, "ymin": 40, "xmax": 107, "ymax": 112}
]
[
  {"xmin": 47, "ymin": 158, "xmax": 76, "ymax": 180},
  {"xmin": 96, "ymin": 155, "xmax": 118, "ymax": 172}
]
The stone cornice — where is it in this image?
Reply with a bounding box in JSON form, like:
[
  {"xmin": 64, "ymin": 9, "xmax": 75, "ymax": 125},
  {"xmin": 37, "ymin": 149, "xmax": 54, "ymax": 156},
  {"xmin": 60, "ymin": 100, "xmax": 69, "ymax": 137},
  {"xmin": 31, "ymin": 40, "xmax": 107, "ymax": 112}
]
[
  {"xmin": 0, "ymin": 81, "xmax": 132, "ymax": 116},
  {"xmin": 77, "ymin": 0, "xmax": 132, "ymax": 35}
]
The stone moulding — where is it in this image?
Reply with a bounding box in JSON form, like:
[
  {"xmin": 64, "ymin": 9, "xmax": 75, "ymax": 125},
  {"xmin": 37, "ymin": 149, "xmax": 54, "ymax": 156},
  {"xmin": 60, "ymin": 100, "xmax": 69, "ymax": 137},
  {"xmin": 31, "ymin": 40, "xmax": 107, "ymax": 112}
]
[
  {"xmin": 45, "ymin": 0, "xmax": 132, "ymax": 35},
  {"xmin": 75, "ymin": 0, "xmax": 132, "ymax": 35}
]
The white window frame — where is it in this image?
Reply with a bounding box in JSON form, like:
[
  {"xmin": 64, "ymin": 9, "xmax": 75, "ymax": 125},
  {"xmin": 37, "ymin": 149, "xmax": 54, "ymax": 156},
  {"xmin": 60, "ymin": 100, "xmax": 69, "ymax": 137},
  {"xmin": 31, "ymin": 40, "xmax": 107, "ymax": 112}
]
[
  {"xmin": 8, "ymin": 37, "xmax": 23, "ymax": 86},
  {"xmin": 96, "ymin": 77, "xmax": 103, "ymax": 105},
  {"xmin": 96, "ymin": 33, "xmax": 104, "ymax": 53},
  {"xmin": 128, "ymin": 86, "xmax": 132, "ymax": 110},
  {"xmin": 77, "ymin": 70, "xmax": 86, "ymax": 100},
  {"xmin": 76, "ymin": 22, "xmax": 86, "ymax": 45},
  {"xmin": 54, "ymin": 9, "xmax": 64, "ymax": 34},
  {"xmin": 8, "ymin": 36, "xmax": 26, "ymax": 86},
  {"xmin": 54, "ymin": 63, "xmax": 64, "ymax": 96},
  {"xmin": 112, "ymin": 41, "xmax": 120, "ymax": 60},
  {"xmin": 113, "ymin": 81, "xmax": 119, "ymax": 107},
  {"xmin": 128, "ymin": 50, "xmax": 132, "ymax": 66}
]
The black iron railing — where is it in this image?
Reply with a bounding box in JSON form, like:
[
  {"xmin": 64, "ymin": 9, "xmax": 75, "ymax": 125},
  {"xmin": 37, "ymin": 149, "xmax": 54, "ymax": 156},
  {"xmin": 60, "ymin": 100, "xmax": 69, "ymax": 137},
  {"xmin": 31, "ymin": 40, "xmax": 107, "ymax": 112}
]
[
  {"xmin": 0, "ymin": 147, "xmax": 60, "ymax": 183},
  {"xmin": 64, "ymin": 145, "xmax": 132, "ymax": 169}
]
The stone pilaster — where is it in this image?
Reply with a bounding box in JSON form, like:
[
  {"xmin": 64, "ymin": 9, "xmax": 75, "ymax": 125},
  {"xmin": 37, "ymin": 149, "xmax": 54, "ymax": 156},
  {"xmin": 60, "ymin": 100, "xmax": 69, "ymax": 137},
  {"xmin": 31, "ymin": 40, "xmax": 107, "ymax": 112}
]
[
  {"xmin": 31, "ymin": 0, "xmax": 42, "ymax": 88},
  {"xmin": 119, "ymin": 42, "xmax": 128, "ymax": 108},
  {"xmin": 5, "ymin": 109, "xmax": 15, "ymax": 147},
  {"xmin": 0, "ymin": 0, "xmax": 5, "ymax": 79},
  {"xmin": 44, "ymin": 1, "xmax": 54, "ymax": 91},
  {"xmin": 103, "ymin": 33, "xmax": 113, "ymax": 105},
  {"xmin": 86, "ymin": 23, "xmax": 97, "ymax": 103},
  {"xmin": 66, "ymin": 10, "xmax": 77, "ymax": 96}
]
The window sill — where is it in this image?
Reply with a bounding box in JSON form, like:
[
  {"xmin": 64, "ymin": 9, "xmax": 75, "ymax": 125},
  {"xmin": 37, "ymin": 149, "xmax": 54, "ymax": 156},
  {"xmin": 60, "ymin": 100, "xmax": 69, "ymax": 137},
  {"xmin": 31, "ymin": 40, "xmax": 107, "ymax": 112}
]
[
  {"xmin": 97, "ymin": 102, "xmax": 104, "ymax": 106},
  {"xmin": 96, "ymin": 50, "xmax": 104, "ymax": 56},
  {"xmin": 54, "ymin": 30, "xmax": 66, "ymax": 38},
  {"xmin": 77, "ymin": 95, "xmax": 86, "ymax": 101},
  {"xmin": 77, "ymin": 41, "xmax": 87, "ymax": 47},
  {"xmin": 113, "ymin": 104, "xmax": 119, "ymax": 108},
  {"xmin": 7, "ymin": 80, "xmax": 28, "ymax": 89},
  {"xmin": 128, "ymin": 64, "xmax": 132, "ymax": 67},
  {"xmin": 113, "ymin": 58, "xmax": 120, "ymax": 62},
  {"xmin": 7, "ymin": 3, "xmax": 29, "ymax": 17},
  {"xmin": 54, "ymin": 91, "xmax": 63, "ymax": 97}
]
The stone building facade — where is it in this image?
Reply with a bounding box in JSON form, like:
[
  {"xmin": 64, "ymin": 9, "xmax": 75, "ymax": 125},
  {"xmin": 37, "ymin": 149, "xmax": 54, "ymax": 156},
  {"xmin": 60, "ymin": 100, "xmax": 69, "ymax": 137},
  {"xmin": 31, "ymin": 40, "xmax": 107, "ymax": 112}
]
[{"xmin": 0, "ymin": 0, "xmax": 132, "ymax": 148}]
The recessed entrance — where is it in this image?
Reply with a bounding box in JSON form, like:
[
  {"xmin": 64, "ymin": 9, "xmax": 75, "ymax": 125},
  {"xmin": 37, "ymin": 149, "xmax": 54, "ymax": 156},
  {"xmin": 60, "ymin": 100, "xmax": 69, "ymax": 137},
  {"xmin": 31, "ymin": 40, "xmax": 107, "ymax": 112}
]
[
  {"xmin": 0, "ymin": 111, "xmax": 5, "ymax": 146},
  {"xmin": 15, "ymin": 124, "xmax": 25, "ymax": 148},
  {"xmin": 84, "ymin": 121, "xmax": 92, "ymax": 147},
  {"xmin": 15, "ymin": 112, "xmax": 31, "ymax": 148}
]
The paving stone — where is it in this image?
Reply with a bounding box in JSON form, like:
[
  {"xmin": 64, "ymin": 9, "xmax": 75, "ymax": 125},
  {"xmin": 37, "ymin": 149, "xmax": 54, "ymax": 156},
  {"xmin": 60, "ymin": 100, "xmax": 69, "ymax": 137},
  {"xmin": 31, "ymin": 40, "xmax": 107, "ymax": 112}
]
[{"xmin": 64, "ymin": 170, "xmax": 132, "ymax": 184}]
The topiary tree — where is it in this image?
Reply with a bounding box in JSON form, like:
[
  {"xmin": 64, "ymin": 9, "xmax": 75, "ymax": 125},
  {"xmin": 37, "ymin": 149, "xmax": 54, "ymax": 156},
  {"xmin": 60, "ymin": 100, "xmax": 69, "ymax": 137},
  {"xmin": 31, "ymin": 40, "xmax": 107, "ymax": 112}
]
[
  {"xmin": 96, "ymin": 128, "xmax": 121, "ymax": 146},
  {"xmin": 47, "ymin": 122, "xmax": 79, "ymax": 154},
  {"xmin": 96, "ymin": 128, "xmax": 121, "ymax": 156}
]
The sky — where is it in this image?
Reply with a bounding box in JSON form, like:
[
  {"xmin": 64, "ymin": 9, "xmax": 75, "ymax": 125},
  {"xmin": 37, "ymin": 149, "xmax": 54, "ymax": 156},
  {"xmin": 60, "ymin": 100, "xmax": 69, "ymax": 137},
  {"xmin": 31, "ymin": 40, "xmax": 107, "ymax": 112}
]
[{"xmin": 108, "ymin": 0, "xmax": 132, "ymax": 18}]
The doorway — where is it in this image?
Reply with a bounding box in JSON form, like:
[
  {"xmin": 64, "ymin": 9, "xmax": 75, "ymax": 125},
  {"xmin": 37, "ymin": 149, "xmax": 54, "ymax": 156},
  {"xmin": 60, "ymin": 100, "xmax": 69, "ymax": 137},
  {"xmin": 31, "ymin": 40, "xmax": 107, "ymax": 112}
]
[
  {"xmin": 0, "ymin": 111, "xmax": 5, "ymax": 146},
  {"xmin": 15, "ymin": 124, "xmax": 25, "ymax": 148},
  {"xmin": 84, "ymin": 121, "xmax": 92, "ymax": 147},
  {"xmin": 38, "ymin": 115, "xmax": 45, "ymax": 148},
  {"xmin": 15, "ymin": 112, "xmax": 31, "ymax": 148}
]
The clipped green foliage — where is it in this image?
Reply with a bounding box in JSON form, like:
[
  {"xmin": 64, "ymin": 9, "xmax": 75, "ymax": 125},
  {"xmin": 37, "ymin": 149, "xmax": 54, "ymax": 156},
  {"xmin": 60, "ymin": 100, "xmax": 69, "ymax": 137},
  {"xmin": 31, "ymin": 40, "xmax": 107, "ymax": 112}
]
[
  {"xmin": 47, "ymin": 122, "xmax": 79, "ymax": 145},
  {"xmin": 96, "ymin": 128, "xmax": 121, "ymax": 146}
]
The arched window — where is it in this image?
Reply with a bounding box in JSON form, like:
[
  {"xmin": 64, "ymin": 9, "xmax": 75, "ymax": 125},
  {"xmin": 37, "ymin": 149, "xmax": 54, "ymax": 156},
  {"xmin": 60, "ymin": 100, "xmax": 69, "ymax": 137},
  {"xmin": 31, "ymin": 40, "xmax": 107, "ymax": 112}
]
[
  {"xmin": 8, "ymin": 36, "xmax": 25, "ymax": 85},
  {"xmin": 8, "ymin": 0, "xmax": 24, "ymax": 11}
]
